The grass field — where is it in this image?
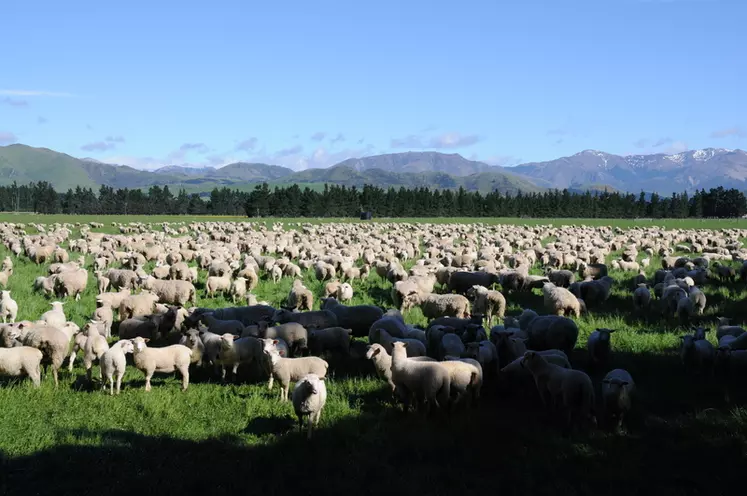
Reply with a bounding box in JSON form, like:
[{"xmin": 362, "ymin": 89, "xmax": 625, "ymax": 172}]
[{"xmin": 1, "ymin": 219, "xmax": 747, "ymax": 495}]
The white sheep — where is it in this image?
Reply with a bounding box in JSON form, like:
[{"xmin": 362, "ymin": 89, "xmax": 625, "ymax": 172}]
[
  {"xmin": 81, "ymin": 321, "xmax": 110, "ymax": 382},
  {"xmin": 92, "ymin": 303, "xmax": 114, "ymax": 339},
  {"xmin": 205, "ymin": 275, "xmax": 231, "ymax": 297},
  {"xmin": 0, "ymin": 346, "xmax": 43, "ymax": 387},
  {"xmin": 468, "ymin": 285, "xmax": 506, "ymax": 327},
  {"xmin": 365, "ymin": 343, "xmax": 436, "ymax": 394},
  {"xmin": 402, "ymin": 292, "xmax": 470, "ymax": 319},
  {"xmin": 587, "ymin": 328, "xmax": 615, "ymax": 367},
  {"xmin": 0, "ymin": 290, "xmax": 18, "ymax": 323},
  {"xmin": 601, "ymin": 368, "xmax": 635, "ymax": 431},
  {"xmin": 439, "ymin": 357, "xmax": 482, "ymax": 407},
  {"xmin": 100, "ymin": 339, "xmax": 135, "ymax": 395},
  {"xmin": 230, "ymin": 277, "xmax": 247, "ymax": 304},
  {"xmin": 218, "ymin": 333, "xmax": 264, "ymax": 381},
  {"xmin": 131, "ymin": 336, "xmax": 192, "ymax": 391},
  {"xmin": 292, "ymin": 373, "xmax": 328, "ymax": 439},
  {"xmin": 390, "ymin": 341, "xmax": 451, "ymax": 413},
  {"xmin": 336, "ymin": 282, "xmax": 354, "ymax": 302},
  {"xmin": 542, "ymin": 282, "xmax": 581, "ymax": 318},
  {"xmin": 521, "ymin": 351, "xmax": 596, "ymax": 430},
  {"xmin": 40, "ymin": 301, "xmax": 66, "ymax": 328},
  {"xmin": 263, "ymin": 345, "xmax": 328, "ymax": 401},
  {"xmin": 52, "ymin": 267, "xmax": 88, "ymax": 300}
]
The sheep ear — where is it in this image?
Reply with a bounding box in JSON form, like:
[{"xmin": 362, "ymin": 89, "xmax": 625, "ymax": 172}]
[
  {"xmin": 272, "ymin": 339, "xmax": 278, "ymax": 344},
  {"xmin": 318, "ymin": 377, "xmax": 325, "ymax": 381},
  {"xmin": 278, "ymin": 349, "xmax": 285, "ymax": 356},
  {"xmin": 401, "ymin": 342, "xmax": 408, "ymax": 348},
  {"xmin": 143, "ymin": 338, "xmax": 150, "ymax": 342}
]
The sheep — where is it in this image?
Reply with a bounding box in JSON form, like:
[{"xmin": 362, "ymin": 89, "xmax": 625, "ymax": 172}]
[
  {"xmin": 439, "ymin": 358, "xmax": 482, "ymax": 408},
  {"xmin": 263, "ymin": 345, "xmax": 328, "ymax": 401},
  {"xmin": 524, "ymin": 315, "xmax": 579, "ymax": 356},
  {"xmin": 130, "ymin": 336, "xmax": 192, "ymax": 391},
  {"xmin": 307, "ymin": 327, "xmax": 352, "ymax": 356},
  {"xmin": 94, "ymin": 270, "xmax": 110, "ymax": 294},
  {"xmin": 378, "ymin": 329, "xmax": 427, "ymax": 357},
  {"xmin": 587, "ymin": 328, "xmax": 615, "ymax": 367},
  {"xmin": 0, "ymin": 346, "xmax": 43, "ymax": 387},
  {"xmin": 118, "ymin": 312, "xmax": 173, "ymax": 341},
  {"xmin": 96, "ymin": 289, "xmax": 131, "ymax": 315},
  {"xmin": 244, "ymin": 320, "xmax": 309, "ymax": 357},
  {"xmin": 186, "ymin": 305, "xmax": 277, "ymax": 328},
  {"xmin": 520, "ymin": 351, "xmax": 596, "ymax": 430},
  {"xmin": 292, "ymin": 374, "xmax": 328, "ymax": 439},
  {"xmin": 205, "ymin": 275, "xmax": 231, "ymax": 297},
  {"xmin": 12, "ymin": 323, "xmax": 73, "ymax": 387},
  {"xmin": 715, "ymin": 317, "xmax": 745, "ymax": 341},
  {"xmin": 200, "ymin": 312, "xmax": 245, "ymax": 337},
  {"xmin": 545, "ymin": 268, "xmax": 576, "ymax": 288},
  {"xmin": 104, "ymin": 268, "xmax": 139, "ymax": 290},
  {"xmin": 40, "ymin": 301, "xmax": 66, "ymax": 328},
  {"xmin": 314, "ymin": 261, "xmax": 336, "ymax": 281},
  {"xmin": 390, "ymin": 341, "xmax": 451, "ymax": 413},
  {"xmin": 497, "ymin": 350, "xmax": 570, "ymax": 393},
  {"xmin": 92, "ymin": 302, "xmax": 114, "ymax": 338},
  {"xmin": 439, "ymin": 332, "xmax": 465, "ymax": 360},
  {"xmin": 324, "ymin": 280, "xmax": 342, "ymax": 299},
  {"xmin": 688, "ymin": 286, "xmax": 707, "ymax": 315},
  {"xmin": 675, "ymin": 297, "xmax": 696, "ymax": 322},
  {"xmin": 336, "ymin": 282, "xmax": 354, "ymax": 302},
  {"xmin": 81, "ymin": 321, "xmax": 110, "ymax": 382},
  {"xmin": 632, "ymin": 284, "xmax": 651, "ymax": 313},
  {"xmin": 402, "ymin": 292, "xmax": 470, "ymax": 320},
  {"xmin": 287, "ymin": 279, "xmax": 314, "ymax": 311},
  {"xmin": 179, "ymin": 329, "xmax": 206, "ymax": 367},
  {"xmin": 151, "ymin": 262, "xmax": 171, "ymax": 279},
  {"xmin": 269, "ymin": 265, "xmax": 283, "ymax": 283},
  {"xmin": 542, "ymin": 282, "xmax": 581, "ymax": 318},
  {"xmin": 272, "ymin": 308, "xmax": 339, "ymax": 333},
  {"xmin": 32, "ymin": 275, "xmax": 56, "ymax": 296},
  {"xmin": 467, "ymin": 285, "xmax": 506, "ymax": 327},
  {"xmin": 447, "ymin": 271, "xmax": 499, "ymax": 295},
  {"xmin": 218, "ymin": 333, "xmax": 264, "ymax": 381},
  {"xmin": 119, "ymin": 291, "xmax": 160, "ymax": 320},
  {"xmin": 0, "ymin": 290, "xmax": 18, "ymax": 324},
  {"xmin": 679, "ymin": 334, "xmax": 714, "ymax": 375},
  {"xmin": 1, "ymin": 256, "xmax": 12, "ymax": 275},
  {"xmin": 365, "ymin": 343, "xmax": 436, "ymax": 394},
  {"xmin": 578, "ymin": 262, "xmax": 608, "ymax": 280},
  {"xmin": 601, "ymin": 368, "xmax": 635, "ymax": 431},
  {"xmin": 320, "ymin": 298, "xmax": 383, "ymax": 338},
  {"xmin": 139, "ymin": 276, "xmax": 196, "ymax": 307},
  {"xmin": 230, "ymin": 277, "xmax": 247, "ymax": 304}
]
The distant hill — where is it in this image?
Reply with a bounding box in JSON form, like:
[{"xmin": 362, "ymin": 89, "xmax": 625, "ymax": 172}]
[{"xmin": 2, "ymin": 143, "xmax": 746, "ymax": 196}]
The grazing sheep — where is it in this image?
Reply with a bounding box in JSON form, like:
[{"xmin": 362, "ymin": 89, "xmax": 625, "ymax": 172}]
[
  {"xmin": 545, "ymin": 269, "xmax": 576, "ymax": 288},
  {"xmin": 131, "ymin": 336, "xmax": 192, "ymax": 391},
  {"xmin": 601, "ymin": 368, "xmax": 635, "ymax": 431},
  {"xmin": 0, "ymin": 291, "xmax": 18, "ymax": 324},
  {"xmin": 81, "ymin": 321, "xmax": 110, "ymax": 382},
  {"xmin": 12, "ymin": 323, "xmax": 74, "ymax": 387},
  {"xmin": 139, "ymin": 276, "xmax": 196, "ymax": 307},
  {"xmin": 104, "ymin": 268, "xmax": 140, "ymax": 290},
  {"xmin": 715, "ymin": 317, "xmax": 745, "ymax": 341},
  {"xmin": 0, "ymin": 346, "xmax": 43, "ymax": 387},
  {"xmin": 378, "ymin": 329, "xmax": 427, "ymax": 357},
  {"xmin": 390, "ymin": 341, "xmax": 451, "ymax": 413},
  {"xmin": 119, "ymin": 291, "xmax": 160, "ymax": 320},
  {"xmin": 447, "ymin": 271, "xmax": 499, "ymax": 295},
  {"xmin": 200, "ymin": 312, "xmax": 245, "ymax": 337},
  {"xmin": 440, "ymin": 357, "xmax": 482, "ymax": 407},
  {"xmin": 402, "ymin": 292, "xmax": 470, "ymax": 319},
  {"xmin": 92, "ymin": 302, "xmax": 114, "ymax": 338},
  {"xmin": 497, "ymin": 350, "xmax": 570, "ymax": 393},
  {"xmin": 521, "ymin": 351, "xmax": 596, "ymax": 431},
  {"xmin": 263, "ymin": 345, "xmax": 328, "ymax": 401},
  {"xmin": 587, "ymin": 328, "xmax": 615, "ymax": 367},
  {"xmin": 292, "ymin": 374, "xmax": 328, "ymax": 439},
  {"xmin": 688, "ymin": 286, "xmax": 707, "ymax": 315},
  {"xmin": 542, "ymin": 282, "xmax": 581, "ymax": 318}
]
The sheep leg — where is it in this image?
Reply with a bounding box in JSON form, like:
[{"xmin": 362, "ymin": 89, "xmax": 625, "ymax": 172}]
[
  {"xmin": 267, "ymin": 375, "xmax": 274, "ymax": 390},
  {"xmin": 298, "ymin": 414, "xmax": 303, "ymax": 433},
  {"xmin": 115, "ymin": 372, "xmax": 123, "ymax": 395},
  {"xmin": 52, "ymin": 367, "xmax": 59, "ymax": 388},
  {"xmin": 144, "ymin": 370, "xmax": 153, "ymax": 391},
  {"xmin": 180, "ymin": 366, "xmax": 189, "ymax": 391},
  {"xmin": 68, "ymin": 350, "xmax": 77, "ymax": 372}
]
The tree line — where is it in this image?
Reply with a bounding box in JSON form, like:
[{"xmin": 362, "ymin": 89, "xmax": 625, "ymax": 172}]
[{"xmin": 0, "ymin": 181, "xmax": 745, "ymax": 219}]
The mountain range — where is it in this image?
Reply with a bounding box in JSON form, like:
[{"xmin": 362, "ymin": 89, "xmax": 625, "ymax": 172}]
[{"xmin": 1, "ymin": 144, "xmax": 745, "ymax": 196}]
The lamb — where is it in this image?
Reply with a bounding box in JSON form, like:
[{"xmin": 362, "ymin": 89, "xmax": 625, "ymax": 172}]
[
  {"xmin": 521, "ymin": 351, "xmax": 596, "ymax": 430},
  {"xmin": 402, "ymin": 292, "xmax": 470, "ymax": 320},
  {"xmin": 292, "ymin": 374, "xmax": 328, "ymax": 439},
  {"xmin": 587, "ymin": 328, "xmax": 615, "ymax": 367},
  {"xmin": 40, "ymin": 301, "xmax": 66, "ymax": 328},
  {"xmin": 119, "ymin": 291, "xmax": 160, "ymax": 320},
  {"xmin": 94, "ymin": 270, "xmax": 110, "ymax": 294},
  {"xmin": 130, "ymin": 336, "xmax": 192, "ymax": 391},
  {"xmin": 467, "ymin": 285, "xmax": 506, "ymax": 327},
  {"xmin": 601, "ymin": 368, "xmax": 635, "ymax": 431},
  {"xmin": 324, "ymin": 280, "xmax": 342, "ymax": 299},
  {"xmin": 390, "ymin": 341, "xmax": 451, "ymax": 413},
  {"xmin": 230, "ymin": 277, "xmax": 247, "ymax": 304},
  {"xmin": 151, "ymin": 262, "xmax": 171, "ymax": 279},
  {"xmin": 439, "ymin": 357, "xmax": 482, "ymax": 407},
  {"xmin": 0, "ymin": 346, "xmax": 43, "ymax": 387},
  {"xmin": 263, "ymin": 345, "xmax": 328, "ymax": 401},
  {"xmin": 680, "ymin": 334, "xmax": 714, "ymax": 375},
  {"xmin": 0, "ymin": 268, "xmax": 12, "ymax": 289},
  {"xmin": 307, "ymin": 326, "xmax": 352, "ymax": 356},
  {"xmin": 179, "ymin": 329, "xmax": 206, "ymax": 366},
  {"xmin": 32, "ymin": 275, "xmax": 56, "ymax": 296},
  {"xmin": 336, "ymin": 282, "xmax": 354, "ymax": 302},
  {"xmin": 378, "ymin": 329, "xmax": 427, "ymax": 357},
  {"xmin": 0, "ymin": 290, "xmax": 18, "ymax": 323},
  {"xmin": 542, "ymin": 282, "xmax": 581, "ymax": 318},
  {"xmin": 244, "ymin": 320, "xmax": 309, "ymax": 357},
  {"xmin": 218, "ymin": 333, "xmax": 264, "ymax": 381},
  {"xmin": 270, "ymin": 265, "xmax": 283, "ymax": 283},
  {"xmin": 139, "ymin": 276, "xmax": 196, "ymax": 307},
  {"xmin": 205, "ymin": 275, "xmax": 232, "ymax": 297},
  {"xmin": 632, "ymin": 284, "xmax": 651, "ymax": 313},
  {"xmin": 320, "ymin": 298, "xmax": 383, "ymax": 338}
]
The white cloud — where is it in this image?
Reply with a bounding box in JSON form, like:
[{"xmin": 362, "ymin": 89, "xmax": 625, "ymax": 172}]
[
  {"xmin": 0, "ymin": 131, "xmax": 18, "ymax": 145},
  {"xmin": 0, "ymin": 89, "xmax": 74, "ymax": 97},
  {"xmin": 390, "ymin": 132, "xmax": 482, "ymax": 149}
]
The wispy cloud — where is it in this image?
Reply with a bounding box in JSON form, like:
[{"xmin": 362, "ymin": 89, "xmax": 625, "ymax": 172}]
[
  {"xmin": 1, "ymin": 97, "xmax": 28, "ymax": 107},
  {"xmin": 663, "ymin": 141, "xmax": 688, "ymax": 154},
  {"xmin": 166, "ymin": 142, "xmax": 210, "ymax": 162},
  {"xmin": 37, "ymin": 116, "xmax": 48, "ymax": 124},
  {"xmin": 81, "ymin": 141, "xmax": 117, "ymax": 152},
  {"xmin": 330, "ymin": 133, "xmax": 345, "ymax": 145},
  {"xmin": 357, "ymin": 138, "xmax": 365, "ymax": 144},
  {"xmin": 710, "ymin": 127, "xmax": 746, "ymax": 139},
  {"xmin": 105, "ymin": 135, "xmax": 125, "ymax": 143},
  {"xmin": 0, "ymin": 131, "xmax": 18, "ymax": 145},
  {"xmin": 633, "ymin": 138, "xmax": 649, "ymax": 148},
  {"xmin": 235, "ymin": 137, "xmax": 258, "ymax": 152},
  {"xmin": 652, "ymin": 137, "xmax": 673, "ymax": 147},
  {"xmin": 310, "ymin": 131, "xmax": 326, "ymax": 142},
  {"xmin": 275, "ymin": 145, "xmax": 304, "ymax": 158},
  {"xmin": 391, "ymin": 132, "xmax": 482, "ymax": 149},
  {"xmin": 0, "ymin": 89, "xmax": 74, "ymax": 97}
]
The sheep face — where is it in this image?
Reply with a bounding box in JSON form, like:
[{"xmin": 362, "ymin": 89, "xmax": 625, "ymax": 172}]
[
  {"xmin": 132, "ymin": 337, "xmax": 150, "ymax": 352},
  {"xmin": 365, "ymin": 344, "xmax": 384, "ymax": 360},
  {"xmin": 119, "ymin": 339, "xmax": 135, "ymax": 354}
]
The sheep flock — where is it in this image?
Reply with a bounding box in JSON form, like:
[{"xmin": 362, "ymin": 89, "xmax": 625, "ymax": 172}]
[{"xmin": 2, "ymin": 218, "xmax": 747, "ymax": 489}]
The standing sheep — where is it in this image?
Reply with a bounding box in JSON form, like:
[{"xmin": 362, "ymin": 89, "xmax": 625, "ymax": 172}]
[
  {"xmin": 291, "ymin": 374, "xmax": 327, "ymax": 439},
  {"xmin": 402, "ymin": 292, "xmax": 470, "ymax": 320},
  {"xmin": 587, "ymin": 328, "xmax": 615, "ymax": 367},
  {"xmin": 390, "ymin": 341, "xmax": 451, "ymax": 413},
  {"xmin": 467, "ymin": 285, "xmax": 506, "ymax": 327},
  {"xmin": 542, "ymin": 282, "xmax": 581, "ymax": 318},
  {"xmin": 601, "ymin": 368, "xmax": 635, "ymax": 432},
  {"xmin": 0, "ymin": 291, "xmax": 18, "ymax": 323},
  {"xmin": 0, "ymin": 346, "xmax": 43, "ymax": 387},
  {"xmin": 130, "ymin": 336, "xmax": 192, "ymax": 391},
  {"xmin": 263, "ymin": 346, "xmax": 328, "ymax": 401},
  {"xmin": 99, "ymin": 339, "xmax": 135, "ymax": 395}
]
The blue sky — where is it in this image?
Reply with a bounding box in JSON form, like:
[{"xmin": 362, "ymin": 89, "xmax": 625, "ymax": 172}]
[{"xmin": 1, "ymin": 0, "xmax": 745, "ymax": 170}]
